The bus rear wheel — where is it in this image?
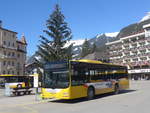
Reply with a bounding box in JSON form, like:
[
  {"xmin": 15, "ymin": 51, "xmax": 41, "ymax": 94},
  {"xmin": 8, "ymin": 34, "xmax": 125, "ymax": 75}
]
[
  {"xmin": 87, "ymin": 87, "xmax": 95, "ymax": 100},
  {"xmin": 17, "ymin": 84, "xmax": 22, "ymax": 89},
  {"xmin": 114, "ymin": 84, "xmax": 119, "ymax": 95}
]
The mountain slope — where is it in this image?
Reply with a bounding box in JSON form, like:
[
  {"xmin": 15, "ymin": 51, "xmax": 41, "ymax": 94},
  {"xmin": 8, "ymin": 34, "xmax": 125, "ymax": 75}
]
[{"xmin": 117, "ymin": 18, "xmax": 150, "ymax": 38}]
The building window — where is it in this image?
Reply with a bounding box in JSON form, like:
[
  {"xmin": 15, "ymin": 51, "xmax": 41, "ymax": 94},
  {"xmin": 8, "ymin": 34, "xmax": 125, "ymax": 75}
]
[
  {"xmin": 12, "ymin": 52, "xmax": 15, "ymax": 57},
  {"xmin": 140, "ymin": 57, "xmax": 147, "ymax": 61},
  {"xmin": 8, "ymin": 52, "xmax": 11, "ymax": 56},
  {"xmin": 3, "ymin": 51, "xmax": 6, "ymax": 56},
  {"xmin": 12, "ymin": 43, "xmax": 15, "ymax": 47},
  {"xmin": 3, "ymin": 41, "xmax": 6, "ymax": 45},
  {"xmin": 12, "ymin": 34, "xmax": 15, "ymax": 38},
  {"xmin": 3, "ymin": 70, "xmax": 6, "ymax": 74},
  {"xmin": 133, "ymin": 58, "xmax": 138, "ymax": 62},
  {"xmin": 12, "ymin": 61, "xmax": 14, "ymax": 66},
  {"xmin": 3, "ymin": 32, "xmax": 6, "ymax": 36},
  {"xmin": 17, "ymin": 45, "xmax": 20, "ymax": 49},
  {"xmin": 17, "ymin": 54, "xmax": 20, "ymax": 58},
  {"xmin": 12, "ymin": 71, "xmax": 14, "ymax": 74},
  {"xmin": 3, "ymin": 61, "xmax": 6, "ymax": 66},
  {"xmin": 8, "ymin": 42, "xmax": 10, "ymax": 47},
  {"xmin": 8, "ymin": 61, "xmax": 10, "ymax": 65},
  {"xmin": 17, "ymin": 71, "xmax": 20, "ymax": 75}
]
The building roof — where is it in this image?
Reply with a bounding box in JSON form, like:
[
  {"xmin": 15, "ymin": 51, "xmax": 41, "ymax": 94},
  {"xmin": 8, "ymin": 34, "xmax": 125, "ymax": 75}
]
[
  {"xmin": 106, "ymin": 39, "xmax": 121, "ymax": 45},
  {"xmin": 82, "ymin": 52, "xmax": 109, "ymax": 60},
  {"xmin": 143, "ymin": 23, "xmax": 150, "ymax": 28},
  {"xmin": 0, "ymin": 27, "xmax": 17, "ymax": 34},
  {"xmin": 16, "ymin": 35, "xmax": 27, "ymax": 45},
  {"xmin": 20, "ymin": 35, "xmax": 27, "ymax": 45}
]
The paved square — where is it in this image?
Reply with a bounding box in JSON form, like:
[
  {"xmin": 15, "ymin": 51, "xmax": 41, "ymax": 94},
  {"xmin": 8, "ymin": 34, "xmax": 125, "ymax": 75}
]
[{"xmin": 0, "ymin": 81, "xmax": 150, "ymax": 113}]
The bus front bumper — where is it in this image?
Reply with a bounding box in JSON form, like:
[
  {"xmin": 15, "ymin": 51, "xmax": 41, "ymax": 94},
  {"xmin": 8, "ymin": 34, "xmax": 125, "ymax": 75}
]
[{"xmin": 41, "ymin": 88, "xmax": 71, "ymax": 99}]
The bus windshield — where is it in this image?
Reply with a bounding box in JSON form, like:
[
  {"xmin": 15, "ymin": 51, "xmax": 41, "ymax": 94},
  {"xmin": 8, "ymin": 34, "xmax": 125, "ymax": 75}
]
[
  {"xmin": 43, "ymin": 70, "xmax": 69, "ymax": 88},
  {"xmin": 43, "ymin": 61, "xmax": 69, "ymax": 88}
]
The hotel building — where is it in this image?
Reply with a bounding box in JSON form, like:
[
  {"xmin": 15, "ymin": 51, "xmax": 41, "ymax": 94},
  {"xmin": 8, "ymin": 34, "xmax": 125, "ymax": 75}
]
[
  {"xmin": 106, "ymin": 24, "xmax": 150, "ymax": 80},
  {"xmin": 0, "ymin": 22, "xmax": 27, "ymax": 76}
]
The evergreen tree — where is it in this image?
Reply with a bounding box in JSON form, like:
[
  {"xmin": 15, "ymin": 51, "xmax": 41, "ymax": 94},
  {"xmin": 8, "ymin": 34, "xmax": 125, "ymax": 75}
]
[
  {"xmin": 37, "ymin": 4, "xmax": 73, "ymax": 64},
  {"xmin": 80, "ymin": 39, "xmax": 91, "ymax": 58},
  {"xmin": 91, "ymin": 43, "xmax": 97, "ymax": 53}
]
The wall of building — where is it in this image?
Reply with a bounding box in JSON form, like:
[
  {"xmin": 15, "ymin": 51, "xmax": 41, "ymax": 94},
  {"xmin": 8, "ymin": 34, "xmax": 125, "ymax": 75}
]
[
  {"xmin": 0, "ymin": 28, "xmax": 27, "ymax": 76},
  {"xmin": 106, "ymin": 24, "xmax": 150, "ymax": 80}
]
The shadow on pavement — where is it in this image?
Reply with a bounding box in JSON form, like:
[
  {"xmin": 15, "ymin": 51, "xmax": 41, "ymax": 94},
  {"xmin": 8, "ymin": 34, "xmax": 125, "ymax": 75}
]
[{"xmin": 50, "ymin": 89, "xmax": 136, "ymax": 104}]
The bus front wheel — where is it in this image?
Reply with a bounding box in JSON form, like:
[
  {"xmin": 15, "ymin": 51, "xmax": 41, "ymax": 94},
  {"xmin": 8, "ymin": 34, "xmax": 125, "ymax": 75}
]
[{"xmin": 87, "ymin": 87, "xmax": 95, "ymax": 100}]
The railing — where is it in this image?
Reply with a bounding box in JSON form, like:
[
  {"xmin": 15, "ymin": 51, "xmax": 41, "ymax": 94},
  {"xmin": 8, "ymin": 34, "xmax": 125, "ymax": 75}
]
[
  {"xmin": 0, "ymin": 54, "xmax": 16, "ymax": 59},
  {"xmin": 17, "ymin": 48, "xmax": 26, "ymax": 53},
  {"xmin": 120, "ymin": 30, "xmax": 144, "ymax": 38}
]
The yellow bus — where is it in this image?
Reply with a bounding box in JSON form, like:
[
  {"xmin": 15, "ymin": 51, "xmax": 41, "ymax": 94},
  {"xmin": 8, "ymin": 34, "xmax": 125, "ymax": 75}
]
[
  {"xmin": 0, "ymin": 75, "xmax": 33, "ymax": 88},
  {"xmin": 41, "ymin": 59, "xmax": 129, "ymax": 100}
]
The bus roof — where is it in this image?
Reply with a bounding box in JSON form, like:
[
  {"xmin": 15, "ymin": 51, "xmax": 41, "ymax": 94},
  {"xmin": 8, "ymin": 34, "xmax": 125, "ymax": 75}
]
[
  {"xmin": 71, "ymin": 59, "xmax": 126, "ymax": 68},
  {"xmin": 0, "ymin": 74, "xmax": 16, "ymax": 77},
  {"xmin": 0, "ymin": 75, "xmax": 30, "ymax": 77},
  {"xmin": 71, "ymin": 59, "xmax": 103, "ymax": 64}
]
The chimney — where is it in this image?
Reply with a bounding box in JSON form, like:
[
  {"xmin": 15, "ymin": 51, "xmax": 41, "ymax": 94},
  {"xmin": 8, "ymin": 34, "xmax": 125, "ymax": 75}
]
[{"xmin": 0, "ymin": 20, "xmax": 2, "ymax": 28}]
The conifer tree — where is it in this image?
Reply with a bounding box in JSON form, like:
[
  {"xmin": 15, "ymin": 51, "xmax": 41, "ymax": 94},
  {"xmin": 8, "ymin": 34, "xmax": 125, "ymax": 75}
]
[
  {"xmin": 37, "ymin": 4, "xmax": 73, "ymax": 64},
  {"xmin": 80, "ymin": 39, "xmax": 91, "ymax": 58}
]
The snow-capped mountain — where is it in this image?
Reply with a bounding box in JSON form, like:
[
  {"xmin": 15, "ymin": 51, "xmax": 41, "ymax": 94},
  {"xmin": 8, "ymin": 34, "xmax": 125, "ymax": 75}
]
[
  {"xmin": 140, "ymin": 12, "xmax": 150, "ymax": 22},
  {"xmin": 105, "ymin": 32, "xmax": 119, "ymax": 37},
  {"xmin": 71, "ymin": 32, "xmax": 118, "ymax": 59},
  {"xmin": 65, "ymin": 40, "xmax": 85, "ymax": 59}
]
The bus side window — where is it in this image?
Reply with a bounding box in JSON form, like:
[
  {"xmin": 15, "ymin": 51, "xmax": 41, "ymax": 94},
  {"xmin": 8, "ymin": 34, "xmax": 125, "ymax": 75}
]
[{"xmin": 71, "ymin": 69, "xmax": 87, "ymax": 86}]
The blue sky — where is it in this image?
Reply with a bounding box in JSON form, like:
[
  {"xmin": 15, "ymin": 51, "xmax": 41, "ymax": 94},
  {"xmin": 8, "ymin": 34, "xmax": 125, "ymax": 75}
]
[{"xmin": 0, "ymin": 0, "xmax": 150, "ymax": 56}]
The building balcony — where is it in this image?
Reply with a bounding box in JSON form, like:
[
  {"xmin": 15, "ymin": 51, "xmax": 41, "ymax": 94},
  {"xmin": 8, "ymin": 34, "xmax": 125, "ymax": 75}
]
[
  {"xmin": 137, "ymin": 39, "xmax": 146, "ymax": 43},
  {"xmin": 109, "ymin": 52, "xmax": 122, "ymax": 57},
  {"xmin": 131, "ymin": 49, "xmax": 138, "ymax": 53},
  {"xmin": 139, "ymin": 47, "xmax": 146, "ymax": 51},
  {"xmin": 128, "ymin": 61, "xmax": 150, "ymax": 67},
  {"xmin": 17, "ymin": 48, "xmax": 26, "ymax": 53},
  {"xmin": 146, "ymin": 38, "xmax": 150, "ymax": 42},
  {"xmin": 0, "ymin": 45, "xmax": 17, "ymax": 50},
  {"xmin": 130, "ymin": 41, "xmax": 138, "ymax": 45},
  {"xmin": 123, "ymin": 51, "xmax": 130, "ymax": 54},
  {"xmin": 0, "ymin": 54, "xmax": 17, "ymax": 60},
  {"xmin": 145, "ymin": 44, "xmax": 150, "ymax": 48}
]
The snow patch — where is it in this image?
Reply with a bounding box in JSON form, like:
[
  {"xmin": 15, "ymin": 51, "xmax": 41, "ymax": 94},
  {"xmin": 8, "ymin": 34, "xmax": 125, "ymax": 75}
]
[
  {"xmin": 105, "ymin": 32, "xmax": 119, "ymax": 37},
  {"xmin": 96, "ymin": 32, "xmax": 119, "ymax": 38},
  {"xmin": 96, "ymin": 33, "xmax": 104, "ymax": 38},
  {"xmin": 35, "ymin": 56, "xmax": 41, "ymax": 61},
  {"xmin": 64, "ymin": 40, "xmax": 85, "ymax": 47},
  {"xmin": 140, "ymin": 12, "xmax": 150, "ymax": 22},
  {"xmin": 74, "ymin": 48, "xmax": 78, "ymax": 51}
]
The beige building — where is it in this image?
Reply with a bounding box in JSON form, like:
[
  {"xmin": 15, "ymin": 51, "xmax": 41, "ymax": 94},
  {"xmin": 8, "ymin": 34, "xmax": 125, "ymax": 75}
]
[
  {"xmin": 106, "ymin": 23, "xmax": 150, "ymax": 80},
  {"xmin": 0, "ymin": 24, "xmax": 27, "ymax": 76}
]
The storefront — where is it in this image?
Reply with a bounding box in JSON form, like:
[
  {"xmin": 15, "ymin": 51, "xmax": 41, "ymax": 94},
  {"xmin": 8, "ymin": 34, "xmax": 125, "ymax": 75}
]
[{"xmin": 128, "ymin": 69, "xmax": 150, "ymax": 80}]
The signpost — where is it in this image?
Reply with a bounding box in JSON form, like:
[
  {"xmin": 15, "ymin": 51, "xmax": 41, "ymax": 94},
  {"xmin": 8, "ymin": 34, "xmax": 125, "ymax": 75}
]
[
  {"xmin": 33, "ymin": 69, "xmax": 39, "ymax": 101},
  {"xmin": 34, "ymin": 74, "xmax": 39, "ymax": 88}
]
